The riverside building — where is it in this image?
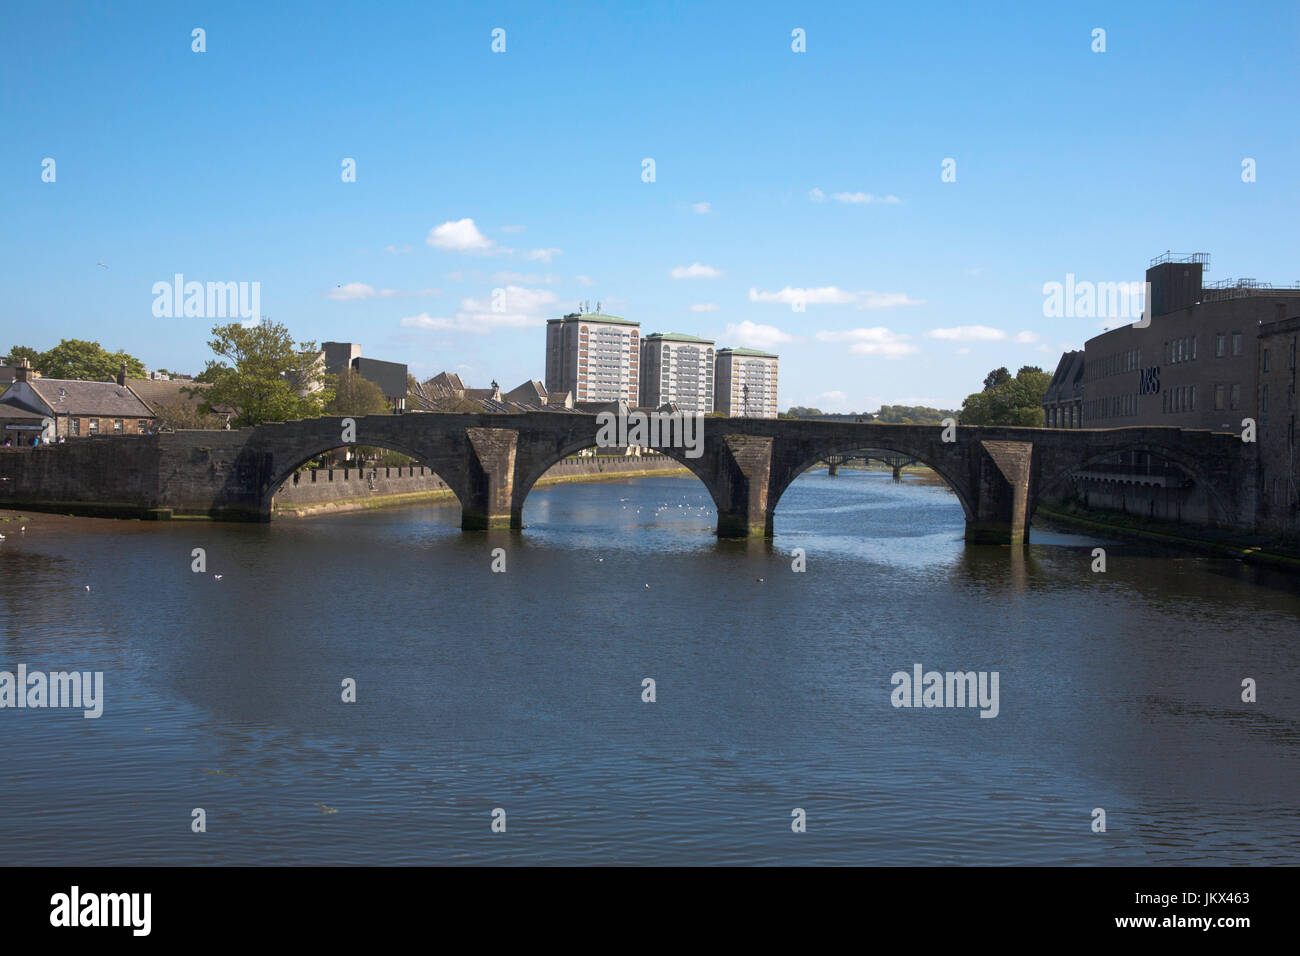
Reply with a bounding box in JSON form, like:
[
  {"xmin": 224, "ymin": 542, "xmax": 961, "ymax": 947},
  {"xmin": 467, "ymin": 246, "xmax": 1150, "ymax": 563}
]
[
  {"xmin": 714, "ymin": 348, "xmax": 779, "ymax": 418},
  {"xmin": 1041, "ymin": 252, "xmax": 1300, "ymax": 533},
  {"xmin": 545, "ymin": 312, "xmax": 640, "ymax": 404},
  {"xmin": 640, "ymin": 333, "xmax": 715, "ymax": 413}
]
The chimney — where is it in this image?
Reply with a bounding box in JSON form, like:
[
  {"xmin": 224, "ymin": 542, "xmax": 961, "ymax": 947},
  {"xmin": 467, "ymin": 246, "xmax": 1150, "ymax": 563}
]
[
  {"xmin": 117, "ymin": 363, "xmax": 127, "ymax": 386},
  {"xmin": 14, "ymin": 358, "xmax": 31, "ymax": 383}
]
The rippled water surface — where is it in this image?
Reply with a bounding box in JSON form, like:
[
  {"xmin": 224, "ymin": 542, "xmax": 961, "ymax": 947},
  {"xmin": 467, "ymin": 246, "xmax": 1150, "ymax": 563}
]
[{"xmin": 2, "ymin": 470, "xmax": 1297, "ymax": 865}]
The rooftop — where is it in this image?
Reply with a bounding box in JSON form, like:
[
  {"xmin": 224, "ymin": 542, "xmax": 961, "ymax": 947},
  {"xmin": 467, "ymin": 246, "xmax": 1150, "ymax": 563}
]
[
  {"xmin": 551, "ymin": 312, "xmax": 640, "ymax": 327},
  {"xmin": 645, "ymin": 332, "xmax": 715, "ymax": 344},
  {"xmin": 719, "ymin": 347, "xmax": 779, "ymax": 358}
]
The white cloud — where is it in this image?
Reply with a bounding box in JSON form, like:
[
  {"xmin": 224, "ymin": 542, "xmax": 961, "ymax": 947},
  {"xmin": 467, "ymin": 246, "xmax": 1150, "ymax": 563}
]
[
  {"xmin": 749, "ymin": 285, "xmax": 856, "ymax": 305},
  {"xmin": 725, "ymin": 320, "xmax": 794, "ymax": 350},
  {"xmin": 925, "ymin": 325, "xmax": 1008, "ymax": 342},
  {"xmin": 671, "ymin": 263, "xmax": 723, "ymax": 279},
  {"xmin": 383, "ymin": 244, "xmax": 412, "ymax": 254},
  {"xmin": 815, "ymin": 390, "xmax": 847, "ymax": 404},
  {"xmin": 399, "ymin": 285, "xmax": 558, "ymax": 335},
  {"xmin": 575, "ymin": 274, "xmax": 594, "ymax": 286},
  {"xmin": 328, "ymin": 282, "xmax": 439, "ymax": 301},
  {"xmin": 815, "ymin": 327, "xmax": 918, "ymax": 358},
  {"xmin": 1014, "ymin": 331, "xmax": 1041, "ymax": 344},
  {"xmin": 500, "ymin": 224, "xmax": 526, "ymax": 233},
  {"xmin": 831, "ymin": 192, "xmax": 902, "ymax": 205},
  {"xmin": 857, "ymin": 291, "xmax": 924, "ymax": 309},
  {"xmin": 956, "ymin": 347, "xmax": 972, "ymax": 355},
  {"xmin": 426, "ymin": 218, "xmax": 503, "ymax": 254},
  {"xmin": 748, "ymin": 286, "xmax": 921, "ymax": 309},
  {"xmin": 525, "ymin": 247, "xmax": 563, "ymax": 263},
  {"xmin": 808, "ymin": 187, "xmax": 826, "ymax": 202},
  {"xmin": 689, "ymin": 303, "xmax": 720, "ymax": 312},
  {"xmin": 691, "ymin": 201, "xmax": 712, "ymax": 214},
  {"xmin": 329, "ymin": 282, "xmax": 384, "ymax": 301}
]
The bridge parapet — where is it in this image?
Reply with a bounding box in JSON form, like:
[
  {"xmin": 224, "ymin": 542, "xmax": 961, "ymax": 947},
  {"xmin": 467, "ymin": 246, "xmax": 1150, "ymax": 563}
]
[{"xmin": 0, "ymin": 414, "xmax": 1257, "ymax": 544}]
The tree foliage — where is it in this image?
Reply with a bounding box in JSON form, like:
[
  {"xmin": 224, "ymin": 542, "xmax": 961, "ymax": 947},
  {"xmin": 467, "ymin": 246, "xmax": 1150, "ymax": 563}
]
[
  {"xmin": 198, "ymin": 321, "xmax": 331, "ymax": 426},
  {"xmin": 961, "ymin": 366, "xmax": 1051, "ymax": 426},
  {"xmin": 325, "ymin": 370, "xmax": 390, "ymax": 417},
  {"xmin": 9, "ymin": 339, "xmax": 145, "ymax": 381}
]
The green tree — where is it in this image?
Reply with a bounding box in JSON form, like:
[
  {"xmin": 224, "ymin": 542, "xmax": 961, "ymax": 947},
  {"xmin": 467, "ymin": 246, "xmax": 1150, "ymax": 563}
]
[
  {"xmin": 982, "ymin": 367, "xmax": 1012, "ymax": 391},
  {"xmin": 960, "ymin": 366, "xmax": 1050, "ymax": 426},
  {"xmin": 199, "ymin": 321, "xmax": 331, "ymax": 426},
  {"xmin": 326, "ymin": 370, "xmax": 390, "ymax": 417},
  {"xmin": 30, "ymin": 339, "xmax": 146, "ymax": 380},
  {"xmin": 5, "ymin": 345, "xmax": 42, "ymax": 367}
]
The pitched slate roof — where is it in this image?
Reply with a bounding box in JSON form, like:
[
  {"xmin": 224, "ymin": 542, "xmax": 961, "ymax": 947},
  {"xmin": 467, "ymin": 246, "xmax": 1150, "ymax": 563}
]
[
  {"xmin": 127, "ymin": 378, "xmax": 211, "ymax": 412},
  {"xmin": 23, "ymin": 378, "xmax": 155, "ymax": 418}
]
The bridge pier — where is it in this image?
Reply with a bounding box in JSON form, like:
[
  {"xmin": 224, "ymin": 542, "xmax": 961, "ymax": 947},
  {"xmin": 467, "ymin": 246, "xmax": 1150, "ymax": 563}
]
[
  {"xmin": 827, "ymin": 460, "xmax": 839, "ymax": 476},
  {"xmin": 715, "ymin": 434, "xmax": 774, "ymax": 537},
  {"xmin": 461, "ymin": 427, "xmax": 518, "ymax": 530},
  {"xmin": 891, "ymin": 464, "xmax": 902, "ymax": 482},
  {"xmin": 965, "ymin": 440, "xmax": 1033, "ymax": 545}
]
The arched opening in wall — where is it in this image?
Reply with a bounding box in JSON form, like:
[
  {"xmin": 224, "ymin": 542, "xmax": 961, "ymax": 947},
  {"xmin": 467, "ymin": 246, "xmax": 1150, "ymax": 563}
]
[
  {"xmin": 262, "ymin": 440, "xmax": 460, "ymax": 520},
  {"xmin": 1034, "ymin": 446, "xmax": 1221, "ymax": 528},
  {"xmin": 516, "ymin": 440, "xmax": 717, "ymax": 544},
  {"xmin": 771, "ymin": 444, "xmax": 971, "ymax": 547}
]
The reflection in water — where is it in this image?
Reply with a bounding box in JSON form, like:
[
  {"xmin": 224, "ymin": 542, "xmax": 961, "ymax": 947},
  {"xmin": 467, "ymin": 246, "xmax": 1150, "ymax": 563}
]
[{"xmin": 0, "ymin": 468, "xmax": 1296, "ymax": 865}]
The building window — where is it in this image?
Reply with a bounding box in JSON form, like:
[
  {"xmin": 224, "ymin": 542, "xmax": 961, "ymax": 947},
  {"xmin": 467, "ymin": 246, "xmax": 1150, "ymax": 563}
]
[
  {"xmin": 1214, "ymin": 385, "xmax": 1225, "ymax": 410},
  {"xmin": 1216, "ymin": 333, "xmax": 1225, "ymax": 357},
  {"xmin": 113, "ymin": 419, "xmax": 124, "ymax": 434},
  {"xmin": 137, "ymin": 420, "xmax": 147, "ymax": 434},
  {"xmin": 1263, "ymin": 348, "xmax": 1271, "ymax": 372},
  {"xmin": 1263, "ymin": 384, "xmax": 1269, "ymax": 412},
  {"xmin": 71, "ymin": 418, "xmax": 80, "ymax": 436},
  {"xmin": 1232, "ymin": 333, "xmax": 1243, "ymax": 357},
  {"xmin": 1230, "ymin": 384, "xmax": 1240, "ymax": 410},
  {"xmin": 88, "ymin": 419, "xmax": 99, "ymax": 435},
  {"xmin": 1192, "ymin": 336, "xmax": 1197, "ymax": 360},
  {"xmin": 1190, "ymin": 385, "xmax": 1196, "ymax": 410}
]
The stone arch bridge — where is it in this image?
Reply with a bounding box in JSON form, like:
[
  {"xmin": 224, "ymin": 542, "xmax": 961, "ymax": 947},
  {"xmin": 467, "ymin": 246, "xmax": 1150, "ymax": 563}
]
[{"xmin": 0, "ymin": 413, "xmax": 1254, "ymax": 544}]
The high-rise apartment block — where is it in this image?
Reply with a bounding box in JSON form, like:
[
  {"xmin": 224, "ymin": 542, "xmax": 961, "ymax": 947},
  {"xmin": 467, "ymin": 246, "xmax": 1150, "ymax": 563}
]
[
  {"xmin": 640, "ymin": 333, "xmax": 714, "ymax": 412},
  {"xmin": 714, "ymin": 348, "xmax": 779, "ymax": 418},
  {"xmin": 545, "ymin": 312, "xmax": 640, "ymax": 404}
]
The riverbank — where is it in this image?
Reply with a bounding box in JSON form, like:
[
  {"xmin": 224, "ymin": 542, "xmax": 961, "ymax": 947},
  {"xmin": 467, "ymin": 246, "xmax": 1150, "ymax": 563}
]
[
  {"xmin": 272, "ymin": 457, "xmax": 692, "ymax": 518},
  {"xmin": 1035, "ymin": 504, "xmax": 1300, "ymax": 570}
]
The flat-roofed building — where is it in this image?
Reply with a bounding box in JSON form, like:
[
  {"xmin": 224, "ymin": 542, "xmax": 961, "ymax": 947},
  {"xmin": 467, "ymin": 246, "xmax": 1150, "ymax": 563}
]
[
  {"xmin": 545, "ymin": 312, "xmax": 640, "ymax": 404},
  {"xmin": 640, "ymin": 333, "xmax": 714, "ymax": 413},
  {"xmin": 1075, "ymin": 254, "xmax": 1300, "ymax": 430},
  {"xmin": 715, "ymin": 348, "xmax": 778, "ymax": 418}
]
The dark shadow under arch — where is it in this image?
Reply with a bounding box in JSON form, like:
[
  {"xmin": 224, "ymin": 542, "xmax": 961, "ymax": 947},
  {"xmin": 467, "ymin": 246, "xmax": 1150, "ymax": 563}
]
[{"xmin": 1032, "ymin": 440, "xmax": 1232, "ymax": 525}]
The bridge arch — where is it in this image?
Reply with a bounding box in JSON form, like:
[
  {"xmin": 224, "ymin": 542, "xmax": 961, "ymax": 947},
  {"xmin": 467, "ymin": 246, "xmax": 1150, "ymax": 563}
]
[
  {"xmin": 1033, "ymin": 439, "xmax": 1235, "ymax": 526},
  {"xmin": 512, "ymin": 435, "xmax": 720, "ymax": 528},
  {"xmin": 770, "ymin": 441, "xmax": 977, "ymax": 526},
  {"xmin": 258, "ymin": 436, "xmax": 459, "ymax": 519}
]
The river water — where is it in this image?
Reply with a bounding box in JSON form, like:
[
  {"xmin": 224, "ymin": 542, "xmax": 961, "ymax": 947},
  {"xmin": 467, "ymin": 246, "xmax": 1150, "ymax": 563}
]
[{"xmin": 1, "ymin": 470, "xmax": 1296, "ymax": 865}]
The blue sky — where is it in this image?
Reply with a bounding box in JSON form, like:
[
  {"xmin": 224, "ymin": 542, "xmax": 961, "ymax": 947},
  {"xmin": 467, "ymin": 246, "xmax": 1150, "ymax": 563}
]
[{"xmin": 3, "ymin": 0, "xmax": 1297, "ymax": 410}]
